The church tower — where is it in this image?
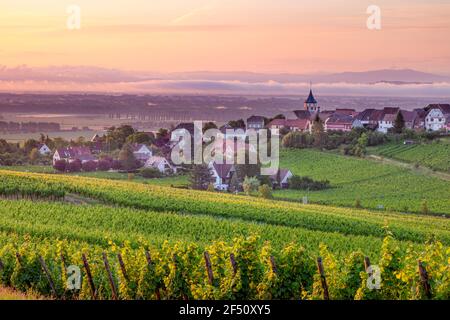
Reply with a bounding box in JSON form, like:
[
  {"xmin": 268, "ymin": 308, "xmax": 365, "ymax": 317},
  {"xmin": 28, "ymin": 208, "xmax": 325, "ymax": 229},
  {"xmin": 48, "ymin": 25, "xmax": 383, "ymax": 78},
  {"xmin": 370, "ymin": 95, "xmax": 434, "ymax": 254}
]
[{"xmin": 304, "ymin": 84, "xmax": 319, "ymax": 113}]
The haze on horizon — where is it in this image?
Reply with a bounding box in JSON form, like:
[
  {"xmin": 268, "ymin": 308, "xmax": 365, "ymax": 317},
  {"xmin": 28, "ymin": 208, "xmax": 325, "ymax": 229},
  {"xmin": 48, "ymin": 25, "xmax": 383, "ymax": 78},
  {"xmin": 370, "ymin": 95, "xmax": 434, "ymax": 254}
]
[{"xmin": 1, "ymin": 0, "xmax": 450, "ymax": 76}]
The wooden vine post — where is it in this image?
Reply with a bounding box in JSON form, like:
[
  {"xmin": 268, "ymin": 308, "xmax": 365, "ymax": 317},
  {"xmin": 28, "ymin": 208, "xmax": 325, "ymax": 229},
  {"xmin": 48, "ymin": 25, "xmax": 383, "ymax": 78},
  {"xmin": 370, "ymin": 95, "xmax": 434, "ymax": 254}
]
[
  {"xmin": 269, "ymin": 256, "xmax": 278, "ymax": 274},
  {"xmin": 102, "ymin": 252, "xmax": 118, "ymax": 300},
  {"xmin": 418, "ymin": 260, "xmax": 432, "ymax": 299},
  {"xmin": 0, "ymin": 257, "xmax": 4, "ymax": 271},
  {"xmin": 81, "ymin": 253, "xmax": 97, "ymax": 300},
  {"xmin": 203, "ymin": 251, "xmax": 214, "ymax": 285},
  {"xmin": 317, "ymin": 257, "xmax": 330, "ymax": 300},
  {"xmin": 117, "ymin": 253, "xmax": 128, "ymax": 281},
  {"xmin": 145, "ymin": 250, "xmax": 161, "ymax": 300},
  {"xmin": 15, "ymin": 252, "xmax": 23, "ymax": 266},
  {"xmin": 230, "ymin": 253, "xmax": 238, "ymax": 277},
  {"xmin": 38, "ymin": 255, "xmax": 57, "ymax": 298}
]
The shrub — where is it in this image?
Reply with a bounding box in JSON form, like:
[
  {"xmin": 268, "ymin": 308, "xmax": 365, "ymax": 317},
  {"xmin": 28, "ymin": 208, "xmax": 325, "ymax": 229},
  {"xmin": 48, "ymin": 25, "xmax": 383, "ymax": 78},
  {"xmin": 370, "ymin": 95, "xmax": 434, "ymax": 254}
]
[
  {"xmin": 207, "ymin": 183, "xmax": 215, "ymax": 192},
  {"xmin": 288, "ymin": 175, "xmax": 330, "ymax": 191},
  {"xmin": 355, "ymin": 198, "xmax": 362, "ymax": 209},
  {"xmin": 243, "ymin": 176, "xmax": 260, "ymax": 195},
  {"xmin": 53, "ymin": 160, "xmax": 67, "ymax": 172},
  {"xmin": 97, "ymin": 159, "xmax": 112, "ymax": 171},
  {"xmin": 82, "ymin": 160, "xmax": 97, "ymax": 172},
  {"xmin": 66, "ymin": 160, "xmax": 82, "ymax": 173},
  {"xmin": 140, "ymin": 167, "xmax": 162, "ymax": 179},
  {"xmin": 259, "ymin": 184, "xmax": 273, "ymax": 199},
  {"xmin": 111, "ymin": 160, "xmax": 122, "ymax": 170}
]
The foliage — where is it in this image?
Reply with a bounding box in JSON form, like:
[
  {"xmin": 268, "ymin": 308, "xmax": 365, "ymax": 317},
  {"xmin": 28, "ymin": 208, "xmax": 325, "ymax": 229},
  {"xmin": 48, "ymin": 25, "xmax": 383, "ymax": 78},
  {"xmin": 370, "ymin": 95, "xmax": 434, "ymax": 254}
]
[
  {"xmin": 243, "ymin": 176, "xmax": 260, "ymax": 195},
  {"xmin": 189, "ymin": 164, "xmax": 213, "ymax": 190},
  {"xmin": 258, "ymin": 184, "xmax": 273, "ymax": 199},
  {"xmin": 289, "ymin": 175, "xmax": 330, "ymax": 191}
]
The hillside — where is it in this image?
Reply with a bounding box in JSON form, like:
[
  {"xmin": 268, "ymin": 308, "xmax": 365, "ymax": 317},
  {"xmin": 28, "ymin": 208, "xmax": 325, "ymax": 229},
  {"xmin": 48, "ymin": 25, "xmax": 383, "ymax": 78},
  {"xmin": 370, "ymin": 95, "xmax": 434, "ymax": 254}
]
[
  {"xmin": 0, "ymin": 170, "xmax": 449, "ymax": 299},
  {"xmin": 275, "ymin": 149, "xmax": 450, "ymax": 215},
  {"xmin": 368, "ymin": 139, "xmax": 450, "ymax": 173}
]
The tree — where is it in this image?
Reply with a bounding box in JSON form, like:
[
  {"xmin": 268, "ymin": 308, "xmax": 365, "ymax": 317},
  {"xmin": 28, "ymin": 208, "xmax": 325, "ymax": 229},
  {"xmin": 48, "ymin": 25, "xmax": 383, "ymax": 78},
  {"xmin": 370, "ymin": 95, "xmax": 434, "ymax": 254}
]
[
  {"xmin": 243, "ymin": 176, "xmax": 260, "ymax": 195},
  {"xmin": 393, "ymin": 112, "xmax": 405, "ymax": 134},
  {"xmin": 353, "ymin": 133, "xmax": 369, "ymax": 157},
  {"xmin": 53, "ymin": 160, "xmax": 67, "ymax": 172},
  {"xmin": 29, "ymin": 148, "xmax": 40, "ymax": 164},
  {"xmin": 156, "ymin": 128, "xmax": 169, "ymax": 140},
  {"xmin": 259, "ymin": 184, "xmax": 273, "ymax": 199},
  {"xmin": 189, "ymin": 164, "xmax": 213, "ymax": 190},
  {"xmin": 82, "ymin": 160, "xmax": 98, "ymax": 172},
  {"xmin": 229, "ymin": 172, "xmax": 240, "ymax": 193},
  {"xmin": 203, "ymin": 122, "xmax": 218, "ymax": 133},
  {"xmin": 67, "ymin": 159, "xmax": 82, "ymax": 172},
  {"xmin": 98, "ymin": 159, "xmax": 112, "ymax": 171},
  {"xmin": 235, "ymin": 163, "xmax": 261, "ymax": 183},
  {"xmin": 311, "ymin": 114, "xmax": 326, "ymax": 148},
  {"xmin": 119, "ymin": 144, "xmax": 137, "ymax": 171},
  {"xmin": 228, "ymin": 119, "xmax": 246, "ymax": 129},
  {"xmin": 23, "ymin": 139, "xmax": 39, "ymax": 153},
  {"xmin": 126, "ymin": 132, "xmax": 155, "ymax": 145}
]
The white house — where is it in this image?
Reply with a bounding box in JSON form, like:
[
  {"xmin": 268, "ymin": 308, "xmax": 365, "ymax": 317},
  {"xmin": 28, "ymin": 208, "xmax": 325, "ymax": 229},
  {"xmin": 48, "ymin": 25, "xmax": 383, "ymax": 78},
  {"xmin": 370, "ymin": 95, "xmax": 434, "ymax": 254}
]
[
  {"xmin": 377, "ymin": 114, "xmax": 396, "ymax": 133},
  {"xmin": 53, "ymin": 147, "xmax": 96, "ymax": 165},
  {"xmin": 132, "ymin": 144, "xmax": 153, "ymax": 162},
  {"xmin": 270, "ymin": 169, "xmax": 293, "ymax": 189},
  {"xmin": 208, "ymin": 162, "xmax": 236, "ymax": 191},
  {"xmin": 424, "ymin": 104, "xmax": 450, "ymax": 131},
  {"xmin": 37, "ymin": 144, "xmax": 52, "ymax": 156},
  {"xmin": 144, "ymin": 156, "xmax": 176, "ymax": 174}
]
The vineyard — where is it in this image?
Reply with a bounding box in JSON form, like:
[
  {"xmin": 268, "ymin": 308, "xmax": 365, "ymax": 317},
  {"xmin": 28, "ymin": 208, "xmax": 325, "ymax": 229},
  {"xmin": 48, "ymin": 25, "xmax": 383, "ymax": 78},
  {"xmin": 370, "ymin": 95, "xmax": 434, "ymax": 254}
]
[
  {"xmin": 0, "ymin": 230, "xmax": 449, "ymax": 300},
  {"xmin": 0, "ymin": 169, "xmax": 449, "ymax": 299},
  {"xmin": 275, "ymin": 149, "xmax": 450, "ymax": 215},
  {"xmin": 369, "ymin": 139, "xmax": 450, "ymax": 172}
]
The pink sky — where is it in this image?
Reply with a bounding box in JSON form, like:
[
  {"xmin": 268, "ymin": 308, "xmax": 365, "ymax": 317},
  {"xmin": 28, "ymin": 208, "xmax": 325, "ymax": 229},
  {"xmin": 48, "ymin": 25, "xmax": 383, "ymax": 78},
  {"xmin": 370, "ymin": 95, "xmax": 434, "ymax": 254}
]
[{"xmin": 1, "ymin": 0, "xmax": 450, "ymax": 74}]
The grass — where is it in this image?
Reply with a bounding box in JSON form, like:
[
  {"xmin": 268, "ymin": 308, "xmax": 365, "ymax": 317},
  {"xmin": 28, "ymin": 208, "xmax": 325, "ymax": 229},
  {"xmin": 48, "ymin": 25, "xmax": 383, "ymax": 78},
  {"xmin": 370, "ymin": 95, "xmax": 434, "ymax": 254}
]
[
  {"xmin": 0, "ymin": 165, "xmax": 189, "ymax": 187},
  {"xmin": 274, "ymin": 148, "xmax": 450, "ymax": 215},
  {"xmin": 0, "ymin": 287, "xmax": 45, "ymax": 300},
  {"xmin": 368, "ymin": 138, "xmax": 450, "ymax": 172}
]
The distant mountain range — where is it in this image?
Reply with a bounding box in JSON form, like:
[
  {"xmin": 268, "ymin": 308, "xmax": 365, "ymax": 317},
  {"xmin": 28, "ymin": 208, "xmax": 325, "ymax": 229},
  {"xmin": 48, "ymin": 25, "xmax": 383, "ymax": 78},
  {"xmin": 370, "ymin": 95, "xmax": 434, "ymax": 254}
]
[{"xmin": 1, "ymin": 66, "xmax": 449, "ymax": 84}]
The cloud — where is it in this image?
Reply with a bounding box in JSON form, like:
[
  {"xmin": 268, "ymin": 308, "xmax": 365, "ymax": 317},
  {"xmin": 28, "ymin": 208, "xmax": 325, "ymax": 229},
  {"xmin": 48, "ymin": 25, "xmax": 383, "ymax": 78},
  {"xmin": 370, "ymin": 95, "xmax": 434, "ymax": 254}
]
[{"xmin": 1, "ymin": 78, "xmax": 450, "ymax": 98}]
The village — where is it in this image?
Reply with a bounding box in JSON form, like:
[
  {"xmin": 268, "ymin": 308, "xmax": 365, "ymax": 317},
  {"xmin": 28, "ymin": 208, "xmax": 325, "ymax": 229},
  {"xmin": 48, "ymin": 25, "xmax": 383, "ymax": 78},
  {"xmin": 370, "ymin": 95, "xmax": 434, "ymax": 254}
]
[{"xmin": 1, "ymin": 89, "xmax": 449, "ymax": 193}]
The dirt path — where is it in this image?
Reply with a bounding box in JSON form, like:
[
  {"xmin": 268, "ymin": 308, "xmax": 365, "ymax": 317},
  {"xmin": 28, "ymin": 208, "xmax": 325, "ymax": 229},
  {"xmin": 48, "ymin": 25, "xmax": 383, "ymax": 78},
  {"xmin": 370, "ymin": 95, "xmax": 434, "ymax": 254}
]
[{"xmin": 367, "ymin": 155, "xmax": 450, "ymax": 181}]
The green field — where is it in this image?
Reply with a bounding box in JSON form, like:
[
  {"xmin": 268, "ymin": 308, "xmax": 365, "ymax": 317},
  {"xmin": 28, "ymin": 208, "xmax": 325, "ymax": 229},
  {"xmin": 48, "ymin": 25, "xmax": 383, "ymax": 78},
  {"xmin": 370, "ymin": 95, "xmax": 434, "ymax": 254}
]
[
  {"xmin": 368, "ymin": 138, "xmax": 450, "ymax": 172},
  {"xmin": 0, "ymin": 170, "xmax": 449, "ymax": 299},
  {"xmin": 275, "ymin": 149, "xmax": 450, "ymax": 215}
]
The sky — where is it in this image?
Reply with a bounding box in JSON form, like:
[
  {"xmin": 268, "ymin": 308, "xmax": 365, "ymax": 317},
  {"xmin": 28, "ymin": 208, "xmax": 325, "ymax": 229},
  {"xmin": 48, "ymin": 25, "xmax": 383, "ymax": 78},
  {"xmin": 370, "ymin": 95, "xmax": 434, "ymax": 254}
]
[{"xmin": 1, "ymin": 0, "xmax": 450, "ymax": 75}]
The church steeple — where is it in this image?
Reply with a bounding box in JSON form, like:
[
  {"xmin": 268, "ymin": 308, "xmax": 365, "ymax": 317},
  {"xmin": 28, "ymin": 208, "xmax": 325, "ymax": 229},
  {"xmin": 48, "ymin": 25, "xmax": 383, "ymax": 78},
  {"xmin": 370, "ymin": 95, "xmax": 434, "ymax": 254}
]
[{"xmin": 304, "ymin": 84, "xmax": 319, "ymax": 112}]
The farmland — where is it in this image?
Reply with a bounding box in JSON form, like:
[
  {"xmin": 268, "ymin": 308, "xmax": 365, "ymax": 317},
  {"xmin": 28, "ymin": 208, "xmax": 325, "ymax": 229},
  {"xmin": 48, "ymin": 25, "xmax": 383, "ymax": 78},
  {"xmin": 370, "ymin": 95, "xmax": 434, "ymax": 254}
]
[
  {"xmin": 0, "ymin": 170, "xmax": 449, "ymax": 299},
  {"xmin": 274, "ymin": 149, "xmax": 450, "ymax": 215},
  {"xmin": 368, "ymin": 138, "xmax": 450, "ymax": 172}
]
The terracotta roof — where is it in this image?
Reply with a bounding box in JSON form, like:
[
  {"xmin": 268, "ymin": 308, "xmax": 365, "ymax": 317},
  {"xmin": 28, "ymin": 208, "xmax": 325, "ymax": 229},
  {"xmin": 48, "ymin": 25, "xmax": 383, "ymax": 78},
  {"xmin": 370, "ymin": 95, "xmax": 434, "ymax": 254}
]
[
  {"xmin": 383, "ymin": 107, "xmax": 400, "ymax": 114},
  {"xmin": 327, "ymin": 114, "xmax": 353, "ymax": 124},
  {"xmin": 293, "ymin": 110, "xmax": 311, "ymax": 119},
  {"xmin": 400, "ymin": 110, "xmax": 418, "ymax": 122},
  {"xmin": 425, "ymin": 104, "xmax": 450, "ymax": 115},
  {"xmin": 382, "ymin": 114, "xmax": 397, "ymax": 122}
]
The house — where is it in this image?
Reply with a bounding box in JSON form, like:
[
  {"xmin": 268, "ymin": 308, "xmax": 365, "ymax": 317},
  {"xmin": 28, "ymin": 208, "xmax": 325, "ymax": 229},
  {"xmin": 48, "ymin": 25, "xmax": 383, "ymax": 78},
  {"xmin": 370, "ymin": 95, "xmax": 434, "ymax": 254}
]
[
  {"xmin": 208, "ymin": 162, "xmax": 236, "ymax": 191},
  {"xmin": 246, "ymin": 116, "xmax": 266, "ymax": 130},
  {"xmin": 378, "ymin": 113, "xmax": 396, "ymax": 133},
  {"xmin": 400, "ymin": 110, "xmax": 419, "ymax": 130},
  {"xmin": 424, "ymin": 104, "xmax": 450, "ymax": 131},
  {"xmin": 325, "ymin": 114, "xmax": 353, "ymax": 132},
  {"xmin": 267, "ymin": 119, "xmax": 310, "ymax": 133},
  {"xmin": 353, "ymin": 109, "xmax": 384, "ymax": 130},
  {"xmin": 53, "ymin": 147, "xmax": 96, "ymax": 165},
  {"xmin": 37, "ymin": 143, "xmax": 52, "ymax": 156},
  {"xmin": 144, "ymin": 156, "xmax": 176, "ymax": 174},
  {"xmin": 132, "ymin": 144, "xmax": 153, "ymax": 163},
  {"xmin": 270, "ymin": 169, "xmax": 293, "ymax": 189},
  {"xmin": 91, "ymin": 134, "xmax": 101, "ymax": 142}
]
